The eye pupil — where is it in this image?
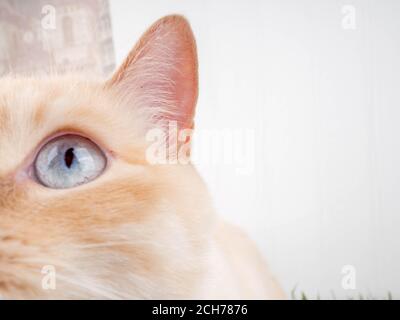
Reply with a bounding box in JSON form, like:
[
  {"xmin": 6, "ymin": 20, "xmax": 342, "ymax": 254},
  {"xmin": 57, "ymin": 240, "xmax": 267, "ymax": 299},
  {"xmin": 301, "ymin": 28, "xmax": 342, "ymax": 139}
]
[{"xmin": 64, "ymin": 148, "xmax": 75, "ymax": 168}]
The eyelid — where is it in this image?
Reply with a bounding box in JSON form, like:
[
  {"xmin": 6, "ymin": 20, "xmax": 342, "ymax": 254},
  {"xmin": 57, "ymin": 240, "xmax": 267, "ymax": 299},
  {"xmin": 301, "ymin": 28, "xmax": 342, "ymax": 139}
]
[
  {"xmin": 30, "ymin": 130, "xmax": 112, "ymax": 170},
  {"xmin": 33, "ymin": 129, "xmax": 113, "ymax": 161}
]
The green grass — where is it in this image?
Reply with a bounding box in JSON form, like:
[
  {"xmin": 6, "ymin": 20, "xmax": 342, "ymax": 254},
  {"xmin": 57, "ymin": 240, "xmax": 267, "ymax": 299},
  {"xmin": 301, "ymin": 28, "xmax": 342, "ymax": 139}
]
[{"xmin": 290, "ymin": 286, "xmax": 394, "ymax": 300}]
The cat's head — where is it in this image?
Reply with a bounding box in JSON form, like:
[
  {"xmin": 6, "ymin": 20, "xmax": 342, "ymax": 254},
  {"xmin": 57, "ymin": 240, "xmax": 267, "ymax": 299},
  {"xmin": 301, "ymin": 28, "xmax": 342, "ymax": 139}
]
[{"xmin": 0, "ymin": 15, "xmax": 215, "ymax": 299}]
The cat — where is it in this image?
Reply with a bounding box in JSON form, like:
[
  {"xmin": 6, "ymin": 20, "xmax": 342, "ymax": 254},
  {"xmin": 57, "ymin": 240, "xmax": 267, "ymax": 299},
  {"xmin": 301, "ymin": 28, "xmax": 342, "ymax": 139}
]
[{"xmin": 0, "ymin": 15, "xmax": 285, "ymax": 299}]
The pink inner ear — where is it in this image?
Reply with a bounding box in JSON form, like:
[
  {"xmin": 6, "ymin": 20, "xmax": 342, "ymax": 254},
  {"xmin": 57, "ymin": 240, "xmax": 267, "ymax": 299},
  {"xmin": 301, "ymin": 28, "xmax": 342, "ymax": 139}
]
[
  {"xmin": 108, "ymin": 15, "xmax": 198, "ymax": 132},
  {"xmin": 166, "ymin": 46, "xmax": 198, "ymax": 130}
]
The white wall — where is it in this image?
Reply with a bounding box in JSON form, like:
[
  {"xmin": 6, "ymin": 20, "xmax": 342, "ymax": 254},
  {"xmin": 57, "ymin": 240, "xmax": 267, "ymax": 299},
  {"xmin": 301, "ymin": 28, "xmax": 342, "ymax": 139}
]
[{"xmin": 109, "ymin": 0, "xmax": 400, "ymax": 299}]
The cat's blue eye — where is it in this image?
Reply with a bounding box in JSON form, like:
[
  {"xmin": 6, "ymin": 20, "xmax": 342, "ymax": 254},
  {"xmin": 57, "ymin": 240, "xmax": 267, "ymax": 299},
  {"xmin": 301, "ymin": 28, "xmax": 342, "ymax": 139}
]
[{"xmin": 34, "ymin": 135, "xmax": 107, "ymax": 189}]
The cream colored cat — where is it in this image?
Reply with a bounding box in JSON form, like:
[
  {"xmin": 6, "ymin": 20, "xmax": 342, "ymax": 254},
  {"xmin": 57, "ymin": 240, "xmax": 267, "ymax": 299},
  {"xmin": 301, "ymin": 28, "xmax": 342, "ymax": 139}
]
[{"xmin": 0, "ymin": 15, "xmax": 284, "ymax": 299}]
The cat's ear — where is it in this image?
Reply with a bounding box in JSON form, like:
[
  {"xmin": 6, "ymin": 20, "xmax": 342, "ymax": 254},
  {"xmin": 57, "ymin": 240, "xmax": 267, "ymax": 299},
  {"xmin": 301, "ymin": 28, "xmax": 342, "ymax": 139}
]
[{"xmin": 106, "ymin": 15, "xmax": 198, "ymax": 131}]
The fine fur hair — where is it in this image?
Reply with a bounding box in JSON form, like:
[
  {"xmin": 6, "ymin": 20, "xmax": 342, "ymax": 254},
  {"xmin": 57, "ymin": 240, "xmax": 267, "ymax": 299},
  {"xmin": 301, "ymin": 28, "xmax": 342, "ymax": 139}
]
[{"xmin": 0, "ymin": 15, "xmax": 284, "ymax": 299}]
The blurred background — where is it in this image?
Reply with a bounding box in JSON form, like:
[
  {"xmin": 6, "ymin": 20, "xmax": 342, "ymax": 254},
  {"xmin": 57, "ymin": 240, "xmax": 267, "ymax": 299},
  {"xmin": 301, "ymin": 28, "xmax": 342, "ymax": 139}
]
[{"xmin": 1, "ymin": 0, "xmax": 399, "ymax": 299}]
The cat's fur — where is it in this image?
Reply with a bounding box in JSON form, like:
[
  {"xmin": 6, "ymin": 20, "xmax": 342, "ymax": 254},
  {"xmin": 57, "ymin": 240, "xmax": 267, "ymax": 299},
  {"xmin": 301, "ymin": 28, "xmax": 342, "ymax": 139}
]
[{"xmin": 0, "ymin": 15, "xmax": 284, "ymax": 299}]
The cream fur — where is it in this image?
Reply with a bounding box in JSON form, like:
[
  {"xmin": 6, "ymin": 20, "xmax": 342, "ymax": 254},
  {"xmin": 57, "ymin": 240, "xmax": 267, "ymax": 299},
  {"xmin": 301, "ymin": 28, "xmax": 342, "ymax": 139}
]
[{"xmin": 0, "ymin": 15, "xmax": 285, "ymax": 299}]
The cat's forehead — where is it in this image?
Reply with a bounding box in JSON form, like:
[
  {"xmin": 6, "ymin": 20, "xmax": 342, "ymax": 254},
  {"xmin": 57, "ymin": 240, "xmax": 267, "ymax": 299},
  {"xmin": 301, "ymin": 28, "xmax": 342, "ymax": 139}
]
[
  {"xmin": 0, "ymin": 78, "xmax": 95, "ymax": 172},
  {"xmin": 0, "ymin": 77, "xmax": 101, "ymax": 134},
  {"xmin": 1, "ymin": 78, "xmax": 55, "ymax": 135},
  {"xmin": 0, "ymin": 77, "xmax": 88, "ymax": 119},
  {"xmin": 0, "ymin": 77, "xmax": 145, "ymax": 175}
]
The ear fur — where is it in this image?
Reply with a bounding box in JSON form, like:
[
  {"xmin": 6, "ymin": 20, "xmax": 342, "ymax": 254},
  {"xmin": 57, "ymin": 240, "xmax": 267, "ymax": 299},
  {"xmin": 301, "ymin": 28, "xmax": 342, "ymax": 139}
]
[{"xmin": 106, "ymin": 15, "xmax": 198, "ymax": 132}]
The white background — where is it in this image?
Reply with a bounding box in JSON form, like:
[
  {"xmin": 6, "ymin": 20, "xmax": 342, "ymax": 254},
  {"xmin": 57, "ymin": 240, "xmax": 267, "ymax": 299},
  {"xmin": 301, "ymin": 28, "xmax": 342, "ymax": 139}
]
[{"xmin": 109, "ymin": 0, "xmax": 400, "ymax": 299}]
